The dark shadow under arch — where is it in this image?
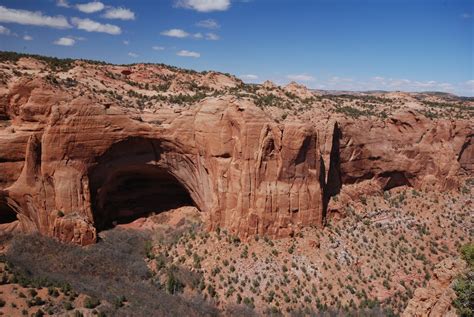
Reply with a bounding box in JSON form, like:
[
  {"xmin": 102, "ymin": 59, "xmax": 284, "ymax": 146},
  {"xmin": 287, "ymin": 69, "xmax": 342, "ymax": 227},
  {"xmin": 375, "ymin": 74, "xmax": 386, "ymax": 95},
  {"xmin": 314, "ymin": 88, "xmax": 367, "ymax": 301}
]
[
  {"xmin": 88, "ymin": 137, "xmax": 197, "ymax": 230},
  {"xmin": 0, "ymin": 201, "xmax": 17, "ymax": 224}
]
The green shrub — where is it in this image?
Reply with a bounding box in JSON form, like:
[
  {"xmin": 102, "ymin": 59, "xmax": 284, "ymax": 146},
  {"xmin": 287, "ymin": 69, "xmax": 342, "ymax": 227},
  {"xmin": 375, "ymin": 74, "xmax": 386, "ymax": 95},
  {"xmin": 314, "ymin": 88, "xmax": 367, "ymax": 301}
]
[
  {"xmin": 453, "ymin": 243, "xmax": 474, "ymax": 317},
  {"xmin": 460, "ymin": 243, "xmax": 474, "ymax": 266},
  {"xmin": 84, "ymin": 296, "xmax": 100, "ymax": 309},
  {"xmin": 64, "ymin": 301, "xmax": 74, "ymax": 310}
]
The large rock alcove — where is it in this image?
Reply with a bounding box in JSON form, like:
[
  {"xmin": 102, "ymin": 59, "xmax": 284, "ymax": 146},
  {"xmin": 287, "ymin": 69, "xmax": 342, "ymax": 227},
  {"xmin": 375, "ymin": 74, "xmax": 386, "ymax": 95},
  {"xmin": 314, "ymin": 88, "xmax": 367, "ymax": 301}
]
[{"xmin": 88, "ymin": 137, "xmax": 200, "ymax": 230}]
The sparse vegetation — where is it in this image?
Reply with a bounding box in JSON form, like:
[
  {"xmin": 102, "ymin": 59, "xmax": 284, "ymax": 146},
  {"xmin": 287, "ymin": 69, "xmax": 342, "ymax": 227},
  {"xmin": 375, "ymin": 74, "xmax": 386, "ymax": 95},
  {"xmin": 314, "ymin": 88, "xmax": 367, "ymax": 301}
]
[{"xmin": 452, "ymin": 243, "xmax": 474, "ymax": 317}]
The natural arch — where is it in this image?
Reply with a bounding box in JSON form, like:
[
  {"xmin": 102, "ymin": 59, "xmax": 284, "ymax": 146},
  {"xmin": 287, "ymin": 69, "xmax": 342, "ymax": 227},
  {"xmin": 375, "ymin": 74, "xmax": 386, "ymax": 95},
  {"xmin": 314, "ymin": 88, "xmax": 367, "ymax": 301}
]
[{"xmin": 88, "ymin": 137, "xmax": 200, "ymax": 230}]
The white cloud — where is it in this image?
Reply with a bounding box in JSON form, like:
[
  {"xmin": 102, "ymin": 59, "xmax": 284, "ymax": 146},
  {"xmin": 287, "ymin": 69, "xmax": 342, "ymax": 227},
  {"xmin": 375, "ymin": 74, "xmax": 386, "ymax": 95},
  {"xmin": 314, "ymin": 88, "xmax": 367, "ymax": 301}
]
[
  {"xmin": 206, "ymin": 32, "xmax": 219, "ymax": 40},
  {"xmin": 57, "ymin": 0, "xmax": 70, "ymax": 8},
  {"xmin": 128, "ymin": 52, "xmax": 138, "ymax": 58},
  {"xmin": 71, "ymin": 17, "xmax": 121, "ymax": 35},
  {"xmin": 152, "ymin": 45, "xmax": 165, "ymax": 51},
  {"xmin": 196, "ymin": 19, "xmax": 220, "ymax": 29},
  {"xmin": 175, "ymin": 0, "xmax": 230, "ymax": 12},
  {"xmin": 76, "ymin": 2, "xmax": 105, "ymax": 13},
  {"xmin": 465, "ymin": 79, "xmax": 474, "ymax": 89},
  {"xmin": 23, "ymin": 34, "xmax": 33, "ymax": 41},
  {"xmin": 0, "ymin": 25, "xmax": 11, "ymax": 35},
  {"xmin": 177, "ymin": 50, "xmax": 200, "ymax": 58},
  {"xmin": 193, "ymin": 32, "xmax": 203, "ymax": 39},
  {"xmin": 308, "ymin": 76, "xmax": 471, "ymax": 96},
  {"xmin": 325, "ymin": 76, "xmax": 461, "ymax": 93},
  {"xmin": 103, "ymin": 7, "xmax": 135, "ymax": 20},
  {"xmin": 123, "ymin": 40, "xmax": 129, "ymax": 45},
  {"xmin": 240, "ymin": 74, "xmax": 258, "ymax": 80},
  {"xmin": 54, "ymin": 37, "xmax": 75, "ymax": 46},
  {"xmin": 161, "ymin": 28, "xmax": 189, "ymax": 38},
  {"xmin": 287, "ymin": 74, "xmax": 315, "ymax": 82},
  {"xmin": 0, "ymin": 6, "xmax": 71, "ymax": 28},
  {"xmin": 329, "ymin": 76, "xmax": 354, "ymax": 83}
]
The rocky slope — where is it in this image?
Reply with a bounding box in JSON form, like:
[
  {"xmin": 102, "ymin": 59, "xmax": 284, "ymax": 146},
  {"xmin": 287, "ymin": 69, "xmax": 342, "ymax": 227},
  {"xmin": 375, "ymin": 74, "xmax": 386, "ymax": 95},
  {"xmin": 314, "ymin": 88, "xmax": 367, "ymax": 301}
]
[
  {"xmin": 402, "ymin": 257, "xmax": 466, "ymax": 317},
  {"xmin": 0, "ymin": 52, "xmax": 472, "ymax": 246}
]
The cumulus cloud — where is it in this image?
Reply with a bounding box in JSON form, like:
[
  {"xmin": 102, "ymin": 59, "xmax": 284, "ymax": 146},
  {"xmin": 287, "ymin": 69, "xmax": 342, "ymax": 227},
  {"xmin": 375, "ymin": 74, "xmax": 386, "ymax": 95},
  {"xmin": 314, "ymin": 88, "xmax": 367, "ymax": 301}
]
[
  {"xmin": 0, "ymin": 25, "xmax": 11, "ymax": 35},
  {"xmin": 206, "ymin": 32, "xmax": 219, "ymax": 40},
  {"xmin": 128, "ymin": 52, "xmax": 138, "ymax": 58},
  {"xmin": 161, "ymin": 28, "xmax": 189, "ymax": 38},
  {"xmin": 103, "ymin": 7, "xmax": 135, "ymax": 20},
  {"xmin": 57, "ymin": 0, "xmax": 70, "ymax": 8},
  {"xmin": 71, "ymin": 17, "xmax": 121, "ymax": 35},
  {"xmin": 287, "ymin": 74, "xmax": 315, "ymax": 82},
  {"xmin": 175, "ymin": 0, "xmax": 230, "ymax": 12},
  {"xmin": 54, "ymin": 37, "xmax": 75, "ymax": 46},
  {"xmin": 152, "ymin": 45, "xmax": 165, "ymax": 51},
  {"xmin": 0, "ymin": 6, "xmax": 71, "ymax": 28},
  {"xmin": 240, "ymin": 74, "xmax": 258, "ymax": 80},
  {"xmin": 76, "ymin": 2, "xmax": 105, "ymax": 13},
  {"xmin": 23, "ymin": 34, "xmax": 33, "ymax": 40},
  {"xmin": 177, "ymin": 50, "xmax": 200, "ymax": 58},
  {"xmin": 196, "ymin": 19, "xmax": 220, "ymax": 29},
  {"xmin": 193, "ymin": 32, "xmax": 203, "ymax": 39}
]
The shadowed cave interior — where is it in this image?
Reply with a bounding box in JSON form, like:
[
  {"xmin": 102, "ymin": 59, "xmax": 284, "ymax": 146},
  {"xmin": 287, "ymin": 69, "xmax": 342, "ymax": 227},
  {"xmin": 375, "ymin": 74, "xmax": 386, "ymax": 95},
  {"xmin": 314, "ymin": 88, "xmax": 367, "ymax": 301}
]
[
  {"xmin": 88, "ymin": 138, "xmax": 197, "ymax": 230},
  {"xmin": 0, "ymin": 203, "xmax": 17, "ymax": 224},
  {"xmin": 92, "ymin": 164, "xmax": 195, "ymax": 229}
]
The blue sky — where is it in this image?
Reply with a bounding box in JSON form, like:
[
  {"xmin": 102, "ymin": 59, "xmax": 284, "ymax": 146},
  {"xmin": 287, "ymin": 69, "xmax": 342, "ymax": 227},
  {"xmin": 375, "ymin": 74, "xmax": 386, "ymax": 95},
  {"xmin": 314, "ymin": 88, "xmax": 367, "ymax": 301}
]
[{"xmin": 0, "ymin": 0, "xmax": 472, "ymax": 95}]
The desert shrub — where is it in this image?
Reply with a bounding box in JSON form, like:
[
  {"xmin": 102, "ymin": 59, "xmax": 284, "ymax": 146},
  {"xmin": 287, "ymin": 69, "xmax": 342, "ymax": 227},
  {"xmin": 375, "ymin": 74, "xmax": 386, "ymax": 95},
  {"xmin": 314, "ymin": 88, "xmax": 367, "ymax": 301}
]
[
  {"xmin": 225, "ymin": 304, "xmax": 257, "ymax": 317},
  {"xmin": 166, "ymin": 270, "xmax": 184, "ymax": 294},
  {"xmin": 5, "ymin": 231, "xmax": 218, "ymax": 316},
  {"xmin": 289, "ymin": 306, "xmax": 391, "ymax": 316},
  {"xmin": 460, "ymin": 243, "xmax": 474, "ymax": 266},
  {"xmin": 84, "ymin": 296, "xmax": 100, "ymax": 309},
  {"xmin": 453, "ymin": 243, "xmax": 474, "ymax": 317},
  {"xmin": 64, "ymin": 301, "xmax": 74, "ymax": 311}
]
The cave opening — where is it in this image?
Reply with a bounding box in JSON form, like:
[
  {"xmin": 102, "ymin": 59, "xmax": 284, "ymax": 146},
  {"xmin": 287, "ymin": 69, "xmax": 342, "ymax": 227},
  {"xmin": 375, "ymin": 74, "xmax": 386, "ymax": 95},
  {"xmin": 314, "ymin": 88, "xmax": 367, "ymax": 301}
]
[
  {"xmin": 0, "ymin": 203, "xmax": 17, "ymax": 224},
  {"xmin": 381, "ymin": 171, "xmax": 411, "ymax": 191},
  {"xmin": 89, "ymin": 137, "xmax": 198, "ymax": 230},
  {"xmin": 92, "ymin": 164, "xmax": 195, "ymax": 230}
]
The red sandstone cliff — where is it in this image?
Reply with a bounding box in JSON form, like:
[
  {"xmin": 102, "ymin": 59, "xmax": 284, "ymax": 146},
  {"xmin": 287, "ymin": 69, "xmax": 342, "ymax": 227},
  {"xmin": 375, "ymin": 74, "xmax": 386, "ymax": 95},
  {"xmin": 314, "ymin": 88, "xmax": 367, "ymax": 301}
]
[{"xmin": 0, "ymin": 55, "xmax": 472, "ymax": 244}]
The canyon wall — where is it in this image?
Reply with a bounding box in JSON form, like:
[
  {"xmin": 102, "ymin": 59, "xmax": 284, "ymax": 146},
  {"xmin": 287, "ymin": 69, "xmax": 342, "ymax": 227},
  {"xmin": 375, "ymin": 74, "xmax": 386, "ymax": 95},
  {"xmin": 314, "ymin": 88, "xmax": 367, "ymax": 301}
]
[
  {"xmin": 0, "ymin": 78, "xmax": 324, "ymax": 244},
  {"xmin": 0, "ymin": 78, "xmax": 472, "ymax": 244}
]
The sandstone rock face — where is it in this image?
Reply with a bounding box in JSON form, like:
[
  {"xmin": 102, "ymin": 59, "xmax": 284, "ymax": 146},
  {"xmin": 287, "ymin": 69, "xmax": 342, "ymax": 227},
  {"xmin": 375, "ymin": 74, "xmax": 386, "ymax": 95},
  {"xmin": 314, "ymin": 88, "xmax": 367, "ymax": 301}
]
[
  {"xmin": 402, "ymin": 258, "xmax": 466, "ymax": 317},
  {"xmin": 0, "ymin": 60, "xmax": 472, "ymax": 245},
  {"xmin": 319, "ymin": 111, "xmax": 473, "ymax": 216},
  {"xmin": 0, "ymin": 78, "xmax": 324, "ymax": 244},
  {"xmin": 337, "ymin": 111, "xmax": 473, "ymax": 190}
]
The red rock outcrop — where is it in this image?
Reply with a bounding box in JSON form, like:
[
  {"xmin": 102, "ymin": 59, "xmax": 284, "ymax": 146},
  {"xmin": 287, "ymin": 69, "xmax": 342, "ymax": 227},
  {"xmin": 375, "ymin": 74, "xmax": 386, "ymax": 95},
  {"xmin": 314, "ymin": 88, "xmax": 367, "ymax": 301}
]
[
  {"xmin": 0, "ymin": 57, "xmax": 472, "ymax": 245},
  {"xmin": 402, "ymin": 257, "xmax": 466, "ymax": 317},
  {"xmin": 0, "ymin": 78, "xmax": 324, "ymax": 244},
  {"xmin": 318, "ymin": 111, "xmax": 473, "ymax": 216}
]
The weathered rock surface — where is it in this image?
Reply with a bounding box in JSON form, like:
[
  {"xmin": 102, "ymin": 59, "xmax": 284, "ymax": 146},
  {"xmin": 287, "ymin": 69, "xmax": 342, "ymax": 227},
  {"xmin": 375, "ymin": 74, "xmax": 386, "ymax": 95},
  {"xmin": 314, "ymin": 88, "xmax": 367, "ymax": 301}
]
[
  {"xmin": 0, "ymin": 57, "xmax": 472, "ymax": 245},
  {"xmin": 0, "ymin": 78, "xmax": 324, "ymax": 244},
  {"xmin": 318, "ymin": 112, "xmax": 473, "ymax": 216},
  {"xmin": 402, "ymin": 257, "xmax": 466, "ymax": 317}
]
